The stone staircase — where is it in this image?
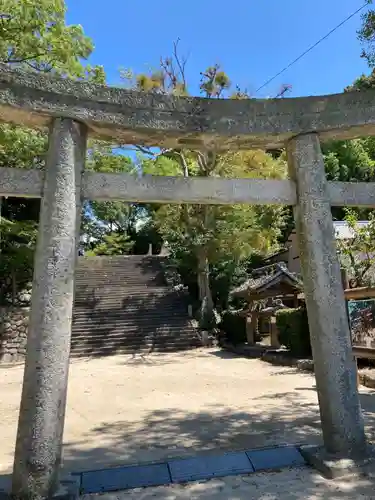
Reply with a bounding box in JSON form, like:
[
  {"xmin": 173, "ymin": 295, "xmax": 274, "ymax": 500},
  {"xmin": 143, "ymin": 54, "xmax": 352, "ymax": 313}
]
[{"xmin": 71, "ymin": 255, "xmax": 200, "ymax": 357}]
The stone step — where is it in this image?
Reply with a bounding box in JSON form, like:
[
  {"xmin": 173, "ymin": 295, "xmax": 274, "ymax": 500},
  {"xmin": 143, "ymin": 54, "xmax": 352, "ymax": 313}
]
[
  {"xmin": 72, "ymin": 321, "xmax": 190, "ymax": 328},
  {"xmin": 71, "ymin": 333, "xmax": 197, "ymax": 342},
  {"xmin": 74, "ymin": 304, "xmax": 187, "ymax": 310},
  {"xmin": 74, "ymin": 298, "xmax": 184, "ymax": 305},
  {"xmin": 70, "ymin": 345, "xmax": 198, "ymax": 357},
  {"xmin": 74, "ymin": 290, "xmax": 181, "ymax": 297},
  {"xmin": 70, "ymin": 256, "xmax": 196, "ymax": 356},
  {"xmin": 71, "ymin": 338, "xmax": 198, "ymax": 347},
  {"xmin": 74, "ymin": 286, "xmax": 171, "ymax": 292},
  {"xmin": 71, "ymin": 328, "xmax": 196, "ymax": 337},
  {"xmin": 71, "ymin": 336, "xmax": 198, "ymax": 346},
  {"xmin": 75, "ymin": 278, "xmax": 167, "ymax": 282},
  {"xmin": 70, "ymin": 336, "xmax": 199, "ymax": 347},
  {"xmin": 72, "ymin": 307, "xmax": 188, "ymax": 315},
  {"xmin": 72, "ymin": 325, "xmax": 194, "ymax": 338},
  {"xmin": 70, "ymin": 337, "xmax": 199, "ymax": 347}
]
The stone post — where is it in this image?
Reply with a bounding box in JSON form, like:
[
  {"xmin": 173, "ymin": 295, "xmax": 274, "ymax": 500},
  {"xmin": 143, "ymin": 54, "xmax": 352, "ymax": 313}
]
[
  {"xmin": 341, "ymin": 267, "xmax": 349, "ymax": 291},
  {"xmin": 246, "ymin": 315, "xmax": 255, "ymax": 345},
  {"xmin": 12, "ymin": 118, "xmax": 87, "ymax": 500},
  {"xmin": 270, "ymin": 317, "xmax": 280, "ymax": 348},
  {"xmin": 287, "ymin": 133, "xmax": 367, "ymax": 458}
]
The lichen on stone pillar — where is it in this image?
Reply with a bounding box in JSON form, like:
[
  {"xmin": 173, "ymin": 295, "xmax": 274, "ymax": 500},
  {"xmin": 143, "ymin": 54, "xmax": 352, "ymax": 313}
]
[
  {"xmin": 11, "ymin": 118, "xmax": 87, "ymax": 500},
  {"xmin": 287, "ymin": 132, "xmax": 367, "ymax": 457}
]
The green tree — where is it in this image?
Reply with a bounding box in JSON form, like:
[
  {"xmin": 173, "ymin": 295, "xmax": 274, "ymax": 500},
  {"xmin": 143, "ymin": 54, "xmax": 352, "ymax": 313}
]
[
  {"xmin": 323, "ymin": 139, "xmax": 375, "ymax": 183},
  {"xmin": 0, "ymin": 218, "xmax": 37, "ymax": 304},
  {"xmin": 321, "ymin": 52, "xmax": 375, "ymax": 219},
  {"xmin": 0, "ymin": 0, "xmax": 104, "ymax": 81},
  {"xmin": 0, "ymin": 0, "xmax": 105, "ymax": 300},
  {"xmin": 358, "ymin": 0, "xmax": 375, "ymax": 68},
  {"xmin": 132, "ymin": 45, "xmax": 288, "ymax": 327},
  {"xmin": 82, "ymin": 143, "xmax": 139, "ymax": 252},
  {"xmin": 90, "ymin": 232, "xmax": 134, "ymax": 256},
  {"xmin": 322, "ymin": 138, "xmax": 375, "ymax": 220},
  {"xmin": 336, "ymin": 209, "xmax": 375, "ymax": 287}
]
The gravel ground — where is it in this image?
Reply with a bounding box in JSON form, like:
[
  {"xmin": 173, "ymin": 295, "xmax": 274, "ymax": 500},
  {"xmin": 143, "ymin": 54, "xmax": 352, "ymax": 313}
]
[{"xmin": 1, "ymin": 348, "xmax": 375, "ymax": 497}]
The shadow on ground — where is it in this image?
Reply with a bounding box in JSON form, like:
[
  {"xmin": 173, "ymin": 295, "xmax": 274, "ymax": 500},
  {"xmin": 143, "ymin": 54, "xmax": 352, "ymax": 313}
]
[
  {"xmin": 2, "ymin": 374, "xmax": 375, "ymax": 499},
  {"xmin": 58, "ymin": 388, "xmax": 375, "ymax": 475}
]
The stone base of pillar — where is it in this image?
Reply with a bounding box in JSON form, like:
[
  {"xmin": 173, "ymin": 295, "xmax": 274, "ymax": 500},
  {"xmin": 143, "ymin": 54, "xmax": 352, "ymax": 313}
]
[{"xmin": 300, "ymin": 444, "xmax": 375, "ymax": 479}]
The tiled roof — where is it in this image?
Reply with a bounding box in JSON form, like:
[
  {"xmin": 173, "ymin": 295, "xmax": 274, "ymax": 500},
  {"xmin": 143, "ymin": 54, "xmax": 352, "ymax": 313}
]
[{"xmin": 231, "ymin": 263, "xmax": 301, "ymax": 297}]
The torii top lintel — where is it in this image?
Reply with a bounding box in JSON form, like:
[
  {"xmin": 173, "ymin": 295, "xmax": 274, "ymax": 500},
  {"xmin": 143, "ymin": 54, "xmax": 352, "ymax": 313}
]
[{"xmin": 0, "ymin": 63, "xmax": 375, "ymax": 150}]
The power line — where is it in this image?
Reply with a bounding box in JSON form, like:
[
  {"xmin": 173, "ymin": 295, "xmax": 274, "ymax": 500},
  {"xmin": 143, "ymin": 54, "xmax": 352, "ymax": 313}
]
[{"xmin": 256, "ymin": 3, "xmax": 369, "ymax": 95}]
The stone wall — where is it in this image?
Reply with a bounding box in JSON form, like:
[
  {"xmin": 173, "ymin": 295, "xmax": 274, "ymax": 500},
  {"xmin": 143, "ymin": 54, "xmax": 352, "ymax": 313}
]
[{"xmin": 0, "ymin": 307, "xmax": 29, "ymax": 362}]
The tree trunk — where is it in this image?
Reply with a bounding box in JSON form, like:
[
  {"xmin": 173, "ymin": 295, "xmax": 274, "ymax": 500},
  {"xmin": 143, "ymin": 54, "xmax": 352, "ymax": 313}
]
[{"xmin": 197, "ymin": 246, "xmax": 215, "ymax": 329}]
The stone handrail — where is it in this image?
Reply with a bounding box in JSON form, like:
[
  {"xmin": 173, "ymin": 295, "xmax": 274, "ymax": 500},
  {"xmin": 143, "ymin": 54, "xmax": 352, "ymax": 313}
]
[{"xmin": 1, "ymin": 63, "xmax": 375, "ymax": 149}]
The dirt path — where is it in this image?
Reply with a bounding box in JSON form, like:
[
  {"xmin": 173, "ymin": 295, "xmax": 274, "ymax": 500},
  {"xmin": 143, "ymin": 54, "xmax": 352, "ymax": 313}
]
[{"xmin": 1, "ymin": 348, "xmax": 375, "ymax": 476}]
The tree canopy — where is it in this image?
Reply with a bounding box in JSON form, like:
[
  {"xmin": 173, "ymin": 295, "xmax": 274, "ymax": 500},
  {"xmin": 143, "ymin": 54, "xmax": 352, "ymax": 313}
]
[
  {"xmin": 358, "ymin": 0, "xmax": 375, "ymax": 68},
  {"xmin": 0, "ymin": 0, "xmax": 107, "ymax": 303},
  {"xmin": 128, "ymin": 46, "xmax": 289, "ymax": 326},
  {"xmin": 0, "ymin": 0, "xmax": 105, "ymax": 81}
]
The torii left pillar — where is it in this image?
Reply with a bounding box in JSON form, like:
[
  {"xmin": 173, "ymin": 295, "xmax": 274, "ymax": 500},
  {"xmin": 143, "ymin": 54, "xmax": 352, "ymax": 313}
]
[{"xmin": 12, "ymin": 118, "xmax": 87, "ymax": 500}]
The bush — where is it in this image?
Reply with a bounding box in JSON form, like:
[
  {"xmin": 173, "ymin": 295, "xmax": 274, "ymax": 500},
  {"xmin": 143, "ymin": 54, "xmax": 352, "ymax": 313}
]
[
  {"xmin": 219, "ymin": 310, "xmax": 247, "ymax": 345},
  {"xmin": 276, "ymin": 307, "xmax": 311, "ymax": 357}
]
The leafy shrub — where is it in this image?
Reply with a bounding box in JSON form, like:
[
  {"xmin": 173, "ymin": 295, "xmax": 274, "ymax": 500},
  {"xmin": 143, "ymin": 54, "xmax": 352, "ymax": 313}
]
[
  {"xmin": 91, "ymin": 232, "xmax": 134, "ymax": 255},
  {"xmin": 219, "ymin": 310, "xmax": 247, "ymax": 345},
  {"xmin": 276, "ymin": 307, "xmax": 311, "ymax": 357}
]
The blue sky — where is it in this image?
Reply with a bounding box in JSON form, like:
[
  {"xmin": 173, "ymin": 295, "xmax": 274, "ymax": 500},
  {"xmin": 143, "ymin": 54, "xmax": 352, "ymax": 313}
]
[{"xmin": 65, "ymin": 0, "xmax": 370, "ymax": 98}]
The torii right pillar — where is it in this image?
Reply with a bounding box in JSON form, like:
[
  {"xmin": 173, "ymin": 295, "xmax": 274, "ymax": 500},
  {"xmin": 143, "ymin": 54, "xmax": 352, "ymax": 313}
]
[{"xmin": 287, "ymin": 132, "xmax": 374, "ymax": 478}]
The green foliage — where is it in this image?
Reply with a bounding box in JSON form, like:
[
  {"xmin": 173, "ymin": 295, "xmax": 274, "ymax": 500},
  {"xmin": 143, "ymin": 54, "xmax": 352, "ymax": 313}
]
[
  {"xmin": 199, "ymin": 65, "xmax": 231, "ymax": 97},
  {"xmin": 208, "ymin": 253, "xmax": 265, "ymax": 311},
  {"xmin": 357, "ymin": 1, "xmax": 375, "ymax": 68},
  {"xmin": 346, "ymin": 69, "xmax": 375, "ymax": 91},
  {"xmin": 336, "ymin": 209, "xmax": 375, "ymax": 287},
  {"xmin": 83, "ymin": 145, "xmax": 139, "ymax": 252},
  {"xmin": 0, "ymin": 218, "xmax": 37, "ymax": 303},
  {"xmin": 141, "ymin": 150, "xmax": 287, "ymax": 315},
  {"xmin": 323, "ymin": 139, "xmax": 375, "ymax": 182},
  {"xmin": 132, "ymin": 219, "xmax": 163, "ymax": 255},
  {"xmin": 143, "ymin": 151, "xmax": 287, "ymax": 264},
  {"xmin": 134, "ymin": 47, "xmax": 289, "ymax": 322},
  {"xmin": 210, "ymin": 259, "xmax": 249, "ymax": 311},
  {"xmin": 0, "ymin": 0, "xmax": 106, "ymax": 291},
  {"xmin": 0, "ymin": 124, "xmax": 46, "ymax": 169},
  {"xmin": 276, "ymin": 307, "xmax": 311, "ymax": 357},
  {"xmin": 219, "ymin": 310, "xmax": 247, "ymax": 345},
  {"xmin": 322, "ymin": 138, "xmax": 375, "ymax": 219},
  {"xmin": 0, "ymin": 0, "xmax": 105, "ymax": 81},
  {"xmin": 91, "ymin": 232, "xmax": 134, "ymax": 256}
]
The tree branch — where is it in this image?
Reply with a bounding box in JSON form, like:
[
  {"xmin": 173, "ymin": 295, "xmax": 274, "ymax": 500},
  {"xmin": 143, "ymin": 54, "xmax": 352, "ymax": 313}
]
[
  {"xmin": 5, "ymin": 53, "xmax": 49, "ymax": 64},
  {"xmin": 173, "ymin": 38, "xmax": 189, "ymax": 91}
]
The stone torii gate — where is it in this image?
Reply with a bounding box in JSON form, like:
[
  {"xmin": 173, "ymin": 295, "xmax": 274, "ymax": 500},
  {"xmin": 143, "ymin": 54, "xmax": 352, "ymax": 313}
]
[{"xmin": 1, "ymin": 64, "xmax": 375, "ymax": 497}]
